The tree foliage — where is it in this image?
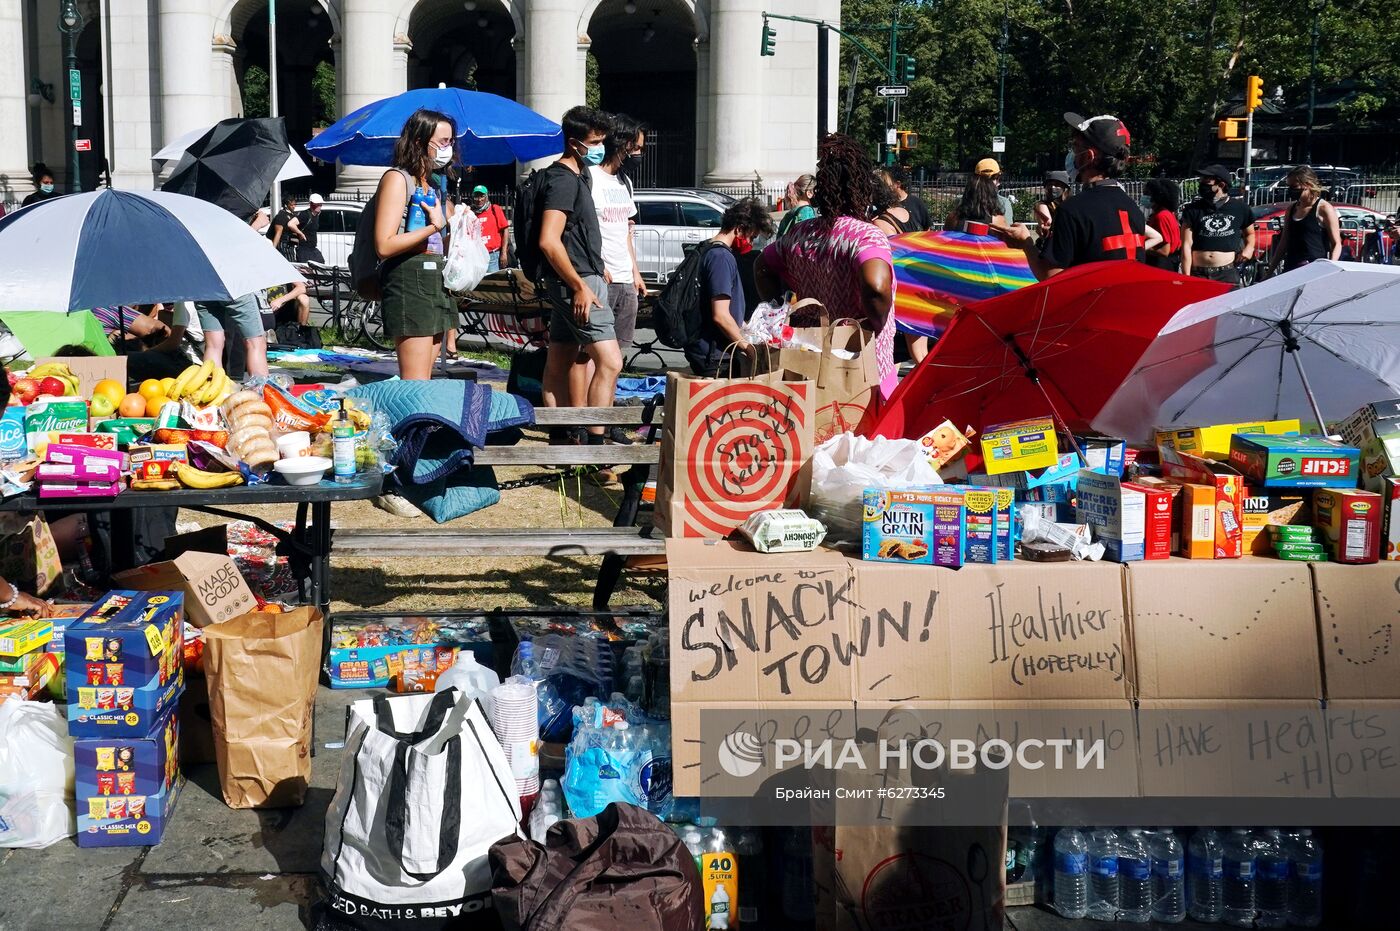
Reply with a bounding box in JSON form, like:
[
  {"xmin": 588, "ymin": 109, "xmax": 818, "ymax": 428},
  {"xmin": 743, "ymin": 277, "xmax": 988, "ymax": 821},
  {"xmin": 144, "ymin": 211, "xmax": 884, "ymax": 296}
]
[
  {"xmin": 242, "ymin": 65, "xmax": 269, "ymax": 120},
  {"xmin": 837, "ymin": 0, "xmax": 1400, "ymax": 173},
  {"xmin": 313, "ymin": 61, "xmax": 337, "ymax": 126}
]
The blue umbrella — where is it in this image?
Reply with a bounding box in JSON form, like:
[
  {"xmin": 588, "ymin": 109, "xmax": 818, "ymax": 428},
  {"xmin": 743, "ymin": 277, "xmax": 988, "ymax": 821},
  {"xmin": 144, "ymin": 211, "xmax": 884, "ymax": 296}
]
[{"xmin": 306, "ymin": 87, "xmax": 563, "ymax": 167}]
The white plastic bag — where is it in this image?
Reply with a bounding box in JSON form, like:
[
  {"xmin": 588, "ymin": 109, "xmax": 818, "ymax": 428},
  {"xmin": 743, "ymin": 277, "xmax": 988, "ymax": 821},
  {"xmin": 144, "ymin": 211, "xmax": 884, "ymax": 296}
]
[
  {"xmin": 810, "ymin": 432, "xmax": 942, "ymax": 548},
  {"xmin": 0, "ymin": 696, "xmax": 75, "ymax": 848},
  {"xmin": 443, "ymin": 209, "xmax": 490, "ymax": 294}
]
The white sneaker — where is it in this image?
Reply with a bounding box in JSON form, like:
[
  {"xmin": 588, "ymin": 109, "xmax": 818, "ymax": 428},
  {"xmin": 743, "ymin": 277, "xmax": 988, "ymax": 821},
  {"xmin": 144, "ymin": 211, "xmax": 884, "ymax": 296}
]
[{"xmin": 372, "ymin": 492, "xmax": 421, "ymax": 518}]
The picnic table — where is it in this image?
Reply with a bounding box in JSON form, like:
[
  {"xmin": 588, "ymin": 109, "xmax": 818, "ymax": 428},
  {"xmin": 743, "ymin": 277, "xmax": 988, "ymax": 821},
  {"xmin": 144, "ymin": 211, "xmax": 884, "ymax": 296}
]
[{"xmin": 0, "ymin": 470, "xmax": 384, "ymax": 618}]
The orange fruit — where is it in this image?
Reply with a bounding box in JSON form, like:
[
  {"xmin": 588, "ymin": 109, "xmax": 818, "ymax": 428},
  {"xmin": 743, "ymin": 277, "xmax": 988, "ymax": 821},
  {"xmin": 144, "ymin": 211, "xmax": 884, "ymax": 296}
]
[
  {"xmin": 261, "ymin": 603, "xmax": 284, "ymax": 614},
  {"xmin": 138, "ymin": 379, "xmax": 163, "ymax": 400},
  {"xmin": 145, "ymin": 394, "xmax": 170, "ymax": 418},
  {"xmin": 119, "ymin": 393, "xmax": 147, "ymax": 418},
  {"xmin": 92, "ymin": 379, "xmax": 125, "ymax": 405},
  {"xmin": 159, "ymin": 377, "xmax": 176, "ymax": 396}
]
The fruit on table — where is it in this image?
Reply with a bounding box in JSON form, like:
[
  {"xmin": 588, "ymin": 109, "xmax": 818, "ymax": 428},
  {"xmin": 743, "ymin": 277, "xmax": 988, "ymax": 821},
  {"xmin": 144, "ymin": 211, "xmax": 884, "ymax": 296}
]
[
  {"xmin": 173, "ymin": 462, "xmax": 244, "ymax": 489},
  {"xmin": 28, "ymin": 362, "xmax": 80, "ymax": 395},
  {"xmin": 89, "ymin": 394, "xmax": 117, "ymax": 418},
  {"xmin": 145, "ymin": 393, "xmax": 170, "ymax": 418},
  {"xmin": 37, "ymin": 376, "xmax": 68, "ymax": 397},
  {"xmin": 12, "ymin": 378, "xmax": 39, "ymax": 404},
  {"xmin": 138, "ymin": 379, "xmax": 164, "ymax": 400},
  {"xmin": 170, "ymin": 361, "xmax": 233, "ymax": 407},
  {"xmin": 118, "ymin": 393, "xmax": 146, "ymax": 417},
  {"xmin": 131, "ymin": 475, "xmax": 180, "ymax": 491},
  {"xmin": 159, "ymin": 377, "xmax": 176, "ymax": 397},
  {"xmin": 92, "ymin": 379, "xmax": 125, "ymax": 406}
]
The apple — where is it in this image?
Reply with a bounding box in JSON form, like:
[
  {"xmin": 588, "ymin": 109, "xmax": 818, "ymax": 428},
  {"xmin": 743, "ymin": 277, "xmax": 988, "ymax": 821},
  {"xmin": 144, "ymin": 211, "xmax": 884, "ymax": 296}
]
[
  {"xmin": 5, "ymin": 372, "xmax": 15, "ymax": 388},
  {"xmin": 13, "ymin": 378, "xmax": 39, "ymax": 404},
  {"xmin": 38, "ymin": 376, "xmax": 67, "ymax": 397},
  {"xmin": 89, "ymin": 393, "xmax": 117, "ymax": 418}
]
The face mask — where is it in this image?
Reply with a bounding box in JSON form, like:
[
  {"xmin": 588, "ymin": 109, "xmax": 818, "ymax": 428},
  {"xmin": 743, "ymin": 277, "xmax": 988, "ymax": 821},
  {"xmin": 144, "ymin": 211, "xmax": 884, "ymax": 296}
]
[
  {"xmin": 582, "ymin": 143, "xmax": 606, "ymax": 167},
  {"xmin": 1064, "ymin": 150, "xmax": 1077, "ymax": 179},
  {"xmin": 1288, "ymin": 187, "xmax": 1304, "ymax": 200},
  {"xmin": 40, "ymin": 183, "xmax": 54, "ymax": 194},
  {"xmin": 732, "ymin": 235, "xmax": 753, "ymax": 254},
  {"xmin": 472, "ymin": 200, "xmax": 488, "ymax": 214},
  {"xmin": 1199, "ymin": 182, "xmax": 1215, "ymax": 200},
  {"xmin": 433, "ymin": 145, "xmax": 453, "ymax": 168}
]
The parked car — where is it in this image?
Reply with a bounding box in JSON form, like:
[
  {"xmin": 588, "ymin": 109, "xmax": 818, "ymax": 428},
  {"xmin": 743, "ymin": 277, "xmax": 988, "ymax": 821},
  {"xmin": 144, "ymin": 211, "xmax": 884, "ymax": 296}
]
[
  {"xmin": 1251, "ymin": 202, "xmax": 1392, "ymax": 262},
  {"xmin": 1243, "ymin": 165, "xmax": 1363, "ymax": 205},
  {"xmin": 305, "ymin": 200, "xmax": 365, "ymax": 269},
  {"xmin": 632, "ymin": 189, "xmax": 730, "ymax": 285}
]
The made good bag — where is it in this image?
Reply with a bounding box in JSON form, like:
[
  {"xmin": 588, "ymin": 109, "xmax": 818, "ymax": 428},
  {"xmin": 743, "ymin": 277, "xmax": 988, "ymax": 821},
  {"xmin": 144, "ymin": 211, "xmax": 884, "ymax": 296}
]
[
  {"xmin": 654, "ymin": 365, "xmax": 815, "ymax": 538},
  {"xmin": 774, "ymin": 300, "xmax": 882, "ymax": 444},
  {"xmin": 489, "ymin": 802, "xmax": 702, "ymax": 931},
  {"xmin": 0, "ymin": 514, "xmax": 62, "ymax": 596},
  {"xmin": 202, "ymin": 607, "xmax": 323, "ymax": 808},
  {"xmin": 322, "ymin": 690, "xmax": 522, "ymax": 931}
]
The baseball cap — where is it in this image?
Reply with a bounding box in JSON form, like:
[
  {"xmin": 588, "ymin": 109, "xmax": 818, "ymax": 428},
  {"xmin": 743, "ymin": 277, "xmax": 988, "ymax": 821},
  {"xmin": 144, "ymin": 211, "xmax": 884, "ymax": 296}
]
[
  {"xmin": 1045, "ymin": 170, "xmax": 1071, "ymax": 187},
  {"xmin": 1196, "ymin": 164, "xmax": 1232, "ymax": 183},
  {"xmin": 472, "ymin": 184, "xmax": 489, "ymax": 195},
  {"xmin": 1063, "ymin": 112, "xmax": 1132, "ymax": 158},
  {"xmin": 975, "ymin": 158, "xmax": 1002, "ymax": 176},
  {"xmin": 308, "ymin": 193, "xmax": 324, "ymax": 205}
]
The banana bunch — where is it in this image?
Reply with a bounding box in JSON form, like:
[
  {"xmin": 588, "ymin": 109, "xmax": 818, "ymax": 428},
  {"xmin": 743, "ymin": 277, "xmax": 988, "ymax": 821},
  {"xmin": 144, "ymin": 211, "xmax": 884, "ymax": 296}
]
[
  {"xmin": 173, "ymin": 462, "xmax": 244, "ymax": 489},
  {"xmin": 170, "ymin": 360, "xmax": 234, "ymax": 407},
  {"xmin": 131, "ymin": 475, "xmax": 180, "ymax": 491},
  {"xmin": 344, "ymin": 398, "xmax": 373, "ymax": 431},
  {"xmin": 28, "ymin": 362, "xmax": 80, "ymax": 395}
]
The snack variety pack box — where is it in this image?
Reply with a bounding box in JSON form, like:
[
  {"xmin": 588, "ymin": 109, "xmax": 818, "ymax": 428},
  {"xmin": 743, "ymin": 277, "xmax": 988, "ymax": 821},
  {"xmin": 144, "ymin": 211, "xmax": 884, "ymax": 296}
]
[
  {"xmin": 65, "ymin": 591, "xmax": 185, "ymax": 737},
  {"xmin": 1242, "ymin": 489, "xmax": 1309, "ymax": 555},
  {"xmin": 978, "ymin": 418, "xmax": 1059, "ymax": 475},
  {"xmin": 0, "ymin": 618, "xmax": 54, "ymax": 656},
  {"xmin": 861, "ymin": 487, "xmax": 965, "ymax": 566},
  {"xmin": 1228, "ymin": 434, "xmax": 1360, "ymax": 489},
  {"xmin": 1313, "ymin": 488, "xmax": 1382, "ymax": 565},
  {"xmin": 1155, "ymin": 419, "xmax": 1301, "ymax": 459},
  {"xmin": 992, "ymin": 487, "xmax": 1015, "ymax": 561},
  {"xmin": 1075, "ymin": 471, "xmax": 1145, "ymax": 562},
  {"xmin": 1159, "ymin": 448, "xmax": 1244, "ymax": 558},
  {"xmin": 74, "ymin": 703, "xmax": 181, "ymax": 847}
]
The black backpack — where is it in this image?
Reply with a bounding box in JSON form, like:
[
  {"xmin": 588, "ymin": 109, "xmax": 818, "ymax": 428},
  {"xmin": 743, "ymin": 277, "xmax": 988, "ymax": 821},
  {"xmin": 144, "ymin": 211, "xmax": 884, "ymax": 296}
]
[
  {"xmin": 348, "ymin": 168, "xmax": 411, "ymax": 300},
  {"xmin": 652, "ymin": 241, "xmax": 724, "ymax": 349},
  {"xmin": 512, "ymin": 169, "xmax": 545, "ymax": 283}
]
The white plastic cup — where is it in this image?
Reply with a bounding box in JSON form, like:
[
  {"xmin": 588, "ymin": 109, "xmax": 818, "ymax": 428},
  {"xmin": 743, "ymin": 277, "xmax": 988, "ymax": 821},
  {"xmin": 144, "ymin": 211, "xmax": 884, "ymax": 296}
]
[{"xmin": 276, "ymin": 431, "xmax": 311, "ymax": 459}]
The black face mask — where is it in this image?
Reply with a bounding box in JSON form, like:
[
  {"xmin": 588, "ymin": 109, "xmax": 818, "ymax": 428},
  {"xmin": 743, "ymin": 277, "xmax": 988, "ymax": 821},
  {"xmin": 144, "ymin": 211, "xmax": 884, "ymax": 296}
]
[{"xmin": 1287, "ymin": 187, "xmax": 1304, "ymax": 200}]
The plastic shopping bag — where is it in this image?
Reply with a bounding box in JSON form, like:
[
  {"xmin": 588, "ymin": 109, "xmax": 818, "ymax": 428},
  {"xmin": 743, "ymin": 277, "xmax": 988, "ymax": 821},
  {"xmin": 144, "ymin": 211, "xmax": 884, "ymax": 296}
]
[
  {"xmin": 0, "ymin": 696, "xmax": 75, "ymax": 848},
  {"xmin": 809, "ymin": 432, "xmax": 942, "ymax": 548},
  {"xmin": 443, "ymin": 209, "xmax": 491, "ymax": 294}
]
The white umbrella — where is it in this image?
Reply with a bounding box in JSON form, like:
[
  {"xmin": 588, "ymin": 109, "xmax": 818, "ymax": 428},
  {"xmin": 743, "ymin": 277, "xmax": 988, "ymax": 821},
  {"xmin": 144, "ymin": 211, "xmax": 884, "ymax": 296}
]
[
  {"xmin": 1093, "ymin": 261, "xmax": 1400, "ymax": 440},
  {"xmin": 154, "ymin": 124, "xmax": 312, "ymax": 184},
  {"xmin": 0, "ymin": 189, "xmax": 302, "ymax": 311}
]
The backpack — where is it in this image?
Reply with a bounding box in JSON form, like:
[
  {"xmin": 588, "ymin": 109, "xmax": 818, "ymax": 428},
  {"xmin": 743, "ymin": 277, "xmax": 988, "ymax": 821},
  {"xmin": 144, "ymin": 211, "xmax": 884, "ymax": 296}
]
[
  {"xmin": 512, "ymin": 169, "xmax": 545, "ymax": 283},
  {"xmin": 652, "ymin": 241, "xmax": 724, "ymax": 350},
  {"xmin": 348, "ymin": 168, "xmax": 412, "ymax": 301}
]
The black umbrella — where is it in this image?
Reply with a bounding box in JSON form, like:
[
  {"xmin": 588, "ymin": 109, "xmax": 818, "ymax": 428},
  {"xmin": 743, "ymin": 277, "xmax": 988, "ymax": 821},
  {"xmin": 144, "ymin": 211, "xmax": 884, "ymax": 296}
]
[{"xmin": 160, "ymin": 117, "xmax": 291, "ymax": 219}]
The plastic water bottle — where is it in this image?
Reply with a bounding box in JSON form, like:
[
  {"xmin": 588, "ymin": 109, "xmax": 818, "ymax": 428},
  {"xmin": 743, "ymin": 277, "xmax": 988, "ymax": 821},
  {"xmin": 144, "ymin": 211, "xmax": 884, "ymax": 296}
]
[
  {"xmin": 434, "ymin": 650, "xmax": 501, "ymax": 713},
  {"xmin": 1287, "ymin": 828, "xmax": 1323, "ymax": 927},
  {"xmin": 1187, "ymin": 828, "xmax": 1224, "ymax": 923},
  {"xmin": 1052, "ymin": 828, "xmax": 1089, "ymax": 919},
  {"xmin": 683, "ymin": 826, "xmax": 704, "ymax": 874},
  {"xmin": 1150, "ymin": 828, "xmax": 1186, "ymax": 923},
  {"xmin": 1118, "ymin": 828, "xmax": 1152, "ymax": 922},
  {"xmin": 1222, "ymin": 827, "xmax": 1257, "ymax": 927},
  {"xmin": 1255, "ymin": 829, "xmax": 1289, "ymax": 927},
  {"xmin": 1086, "ymin": 828, "xmax": 1120, "ymax": 921},
  {"xmin": 705, "ymin": 829, "xmax": 734, "ymax": 929}
]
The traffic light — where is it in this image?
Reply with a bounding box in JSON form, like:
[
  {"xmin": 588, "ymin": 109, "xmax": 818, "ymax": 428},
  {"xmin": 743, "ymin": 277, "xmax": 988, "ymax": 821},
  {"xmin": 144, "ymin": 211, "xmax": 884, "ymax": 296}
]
[
  {"xmin": 898, "ymin": 54, "xmax": 916, "ymax": 83},
  {"xmin": 897, "ymin": 130, "xmax": 919, "ymax": 151},
  {"xmin": 1217, "ymin": 118, "xmax": 1245, "ymax": 141},
  {"xmin": 760, "ymin": 18, "xmax": 776, "ymax": 57},
  {"xmin": 1246, "ymin": 74, "xmax": 1264, "ymax": 112}
]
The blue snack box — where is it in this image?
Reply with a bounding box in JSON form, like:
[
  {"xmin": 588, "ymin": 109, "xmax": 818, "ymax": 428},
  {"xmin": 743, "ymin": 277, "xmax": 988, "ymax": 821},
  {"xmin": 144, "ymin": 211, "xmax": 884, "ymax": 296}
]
[
  {"xmin": 75, "ymin": 702, "xmax": 181, "ymax": 847},
  {"xmin": 65, "ymin": 591, "xmax": 184, "ymax": 738},
  {"xmin": 0, "ymin": 406, "xmax": 26, "ymax": 460}
]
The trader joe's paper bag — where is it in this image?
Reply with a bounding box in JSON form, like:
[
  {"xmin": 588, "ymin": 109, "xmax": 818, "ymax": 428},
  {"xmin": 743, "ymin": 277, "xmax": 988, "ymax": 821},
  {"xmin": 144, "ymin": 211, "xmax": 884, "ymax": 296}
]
[
  {"xmin": 655, "ymin": 368, "xmax": 815, "ymax": 538},
  {"xmin": 203, "ymin": 607, "xmax": 323, "ymax": 808}
]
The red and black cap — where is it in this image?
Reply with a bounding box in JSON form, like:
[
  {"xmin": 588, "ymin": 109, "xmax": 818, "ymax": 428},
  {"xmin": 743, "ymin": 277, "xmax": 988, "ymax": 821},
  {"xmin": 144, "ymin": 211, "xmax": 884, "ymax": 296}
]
[{"xmin": 1064, "ymin": 112, "xmax": 1132, "ymax": 158}]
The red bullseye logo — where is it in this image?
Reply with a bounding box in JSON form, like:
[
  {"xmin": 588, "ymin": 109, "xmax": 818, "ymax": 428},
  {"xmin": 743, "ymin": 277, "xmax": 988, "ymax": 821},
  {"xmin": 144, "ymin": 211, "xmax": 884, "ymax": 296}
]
[{"xmin": 680, "ymin": 380, "xmax": 810, "ymax": 537}]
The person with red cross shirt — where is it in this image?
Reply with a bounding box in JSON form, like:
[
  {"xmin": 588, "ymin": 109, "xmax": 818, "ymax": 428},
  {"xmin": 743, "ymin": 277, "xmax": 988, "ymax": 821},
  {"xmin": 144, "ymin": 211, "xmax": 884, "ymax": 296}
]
[{"xmin": 994, "ymin": 113, "xmax": 1146, "ymax": 280}]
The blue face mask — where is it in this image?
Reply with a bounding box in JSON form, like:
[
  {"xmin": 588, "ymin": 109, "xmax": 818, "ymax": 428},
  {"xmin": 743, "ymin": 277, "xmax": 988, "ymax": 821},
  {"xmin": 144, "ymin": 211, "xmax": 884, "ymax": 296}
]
[
  {"xmin": 582, "ymin": 143, "xmax": 606, "ymax": 166},
  {"xmin": 40, "ymin": 183, "xmax": 54, "ymax": 194},
  {"xmin": 1064, "ymin": 150, "xmax": 1077, "ymax": 180}
]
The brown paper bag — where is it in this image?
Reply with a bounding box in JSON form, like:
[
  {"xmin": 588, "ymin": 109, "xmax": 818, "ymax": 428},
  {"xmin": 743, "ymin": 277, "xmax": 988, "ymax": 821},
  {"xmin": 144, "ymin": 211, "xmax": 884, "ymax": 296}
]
[
  {"xmin": 202, "ymin": 606, "xmax": 323, "ymax": 808},
  {"xmin": 0, "ymin": 513, "xmax": 62, "ymax": 596},
  {"xmin": 775, "ymin": 301, "xmax": 882, "ymax": 444},
  {"xmin": 655, "ymin": 365, "xmax": 815, "ymax": 538}
]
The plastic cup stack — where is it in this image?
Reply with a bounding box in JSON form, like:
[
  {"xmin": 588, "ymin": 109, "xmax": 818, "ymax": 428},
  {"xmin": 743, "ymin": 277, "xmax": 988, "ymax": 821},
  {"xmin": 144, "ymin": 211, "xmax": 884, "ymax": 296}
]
[{"xmin": 491, "ymin": 676, "xmax": 541, "ymax": 806}]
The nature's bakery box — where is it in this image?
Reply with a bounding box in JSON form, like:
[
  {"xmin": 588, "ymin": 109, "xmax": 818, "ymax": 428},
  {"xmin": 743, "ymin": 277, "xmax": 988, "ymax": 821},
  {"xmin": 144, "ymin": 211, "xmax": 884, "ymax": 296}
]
[
  {"xmin": 1310, "ymin": 561, "xmax": 1400, "ymax": 699},
  {"xmin": 1137, "ymin": 700, "xmax": 1330, "ymax": 798},
  {"xmin": 1127, "ymin": 559, "xmax": 1322, "ymax": 700}
]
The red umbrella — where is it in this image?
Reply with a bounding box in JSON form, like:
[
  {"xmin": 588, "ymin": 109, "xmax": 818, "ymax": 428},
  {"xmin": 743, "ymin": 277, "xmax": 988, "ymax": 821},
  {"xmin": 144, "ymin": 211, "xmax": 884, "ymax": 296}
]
[{"xmin": 865, "ymin": 261, "xmax": 1232, "ymax": 443}]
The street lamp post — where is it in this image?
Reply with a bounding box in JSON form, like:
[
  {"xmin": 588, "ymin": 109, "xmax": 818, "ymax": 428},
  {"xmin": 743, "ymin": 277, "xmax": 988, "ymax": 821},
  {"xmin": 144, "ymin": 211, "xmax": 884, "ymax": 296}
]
[
  {"xmin": 59, "ymin": 0, "xmax": 84, "ymax": 193},
  {"xmin": 1304, "ymin": 0, "xmax": 1325, "ymax": 163}
]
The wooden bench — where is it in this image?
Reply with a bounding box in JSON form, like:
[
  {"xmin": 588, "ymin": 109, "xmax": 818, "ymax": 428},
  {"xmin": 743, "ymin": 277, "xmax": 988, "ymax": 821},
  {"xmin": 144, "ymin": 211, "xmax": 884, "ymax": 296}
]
[
  {"xmin": 331, "ymin": 400, "xmax": 664, "ymax": 609},
  {"xmin": 455, "ymin": 268, "xmax": 548, "ymax": 351}
]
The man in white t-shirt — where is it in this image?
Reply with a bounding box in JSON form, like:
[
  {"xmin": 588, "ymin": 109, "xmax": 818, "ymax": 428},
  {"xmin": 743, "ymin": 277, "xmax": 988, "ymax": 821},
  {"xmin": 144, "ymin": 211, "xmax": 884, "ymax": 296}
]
[{"xmin": 589, "ymin": 115, "xmax": 647, "ymax": 355}]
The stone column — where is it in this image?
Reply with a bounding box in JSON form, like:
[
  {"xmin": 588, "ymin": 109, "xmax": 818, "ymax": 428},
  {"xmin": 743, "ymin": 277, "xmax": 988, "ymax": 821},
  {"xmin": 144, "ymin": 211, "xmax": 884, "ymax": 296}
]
[
  {"xmin": 157, "ymin": 0, "xmax": 219, "ymax": 147},
  {"xmin": 523, "ymin": 0, "xmax": 581, "ymax": 130},
  {"xmin": 106, "ymin": 0, "xmax": 161, "ymax": 189},
  {"xmin": 0, "ymin": 0, "xmax": 29, "ymax": 204},
  {"xmin": 212, "ymin": 33, "xmax": 238, "ymax": 117},
  {"xmin": 335, "ymin": 0, "xmax": 399, "ymax": 192},
  {"xmin": 702, "ymin": 0, "xmax": 763, "ymax": 185}
]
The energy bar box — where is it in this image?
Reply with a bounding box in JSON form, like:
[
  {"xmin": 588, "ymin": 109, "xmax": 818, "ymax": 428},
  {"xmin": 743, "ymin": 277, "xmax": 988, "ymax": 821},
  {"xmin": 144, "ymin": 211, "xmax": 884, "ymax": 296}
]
[
  {"xmin": 1241, "ymin": 488, "xmax": 1309, "ymax": 555},
  {"xmin": 1228, "ymin": 434, "xmax": 1359, "ymax": 489},
  {"xmin": 75, "ymin": 703, "xmax": 181, "ymax": 847},
  {"xmin": 65, "ymin": 591, "xmax": 184, "ymax": 737},
  {"xmin": 962, "ymin": 488, "xmax": 999, "ymax": 564}
]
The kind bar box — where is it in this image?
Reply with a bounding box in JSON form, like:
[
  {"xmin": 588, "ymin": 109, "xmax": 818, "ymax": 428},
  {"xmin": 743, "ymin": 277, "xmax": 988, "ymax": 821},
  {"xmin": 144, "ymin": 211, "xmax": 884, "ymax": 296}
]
[
  {"xmin": 75, "ymin": 703, "xmax": 181, "ymax": 847},
  {"xmin": 1242, "ymin": 488, "xmax": 1309, "ymax": 555},
  {"xmin": 1159, "ymin": 447, "xmax": 1244, "ymax": 558},
  {"xmin": 1076, "ymin": 471, "xmax": 1144, "ymax": 562},
  {"xmin": 979, "ymin": 417, "xmax": 1059, "ymax": 475},
  {"xmin": 1314, "ymin": 488, "xmax": 1382, "ymax": 565},
  {"xmin": 862, "ymin": 487, "xmax": 965, "ymax": 567},
  {"xmin": 963, "ymin": 488, "xmax": 999, "ymax": 564},
  {"xmin": 65, "ymin": 591, "xmax": 185, "ymax": 737},
  {"xmin": 1155, "ymin": 419, "xmax": 1301, "ymax": 459},
  {"xmin": 1125, "ymin": 481, "xmax": 1174, "ymax": 560},
  {"xmin": 1228, "ymin": 434, "xmax": 1360, "ymax": 489}
]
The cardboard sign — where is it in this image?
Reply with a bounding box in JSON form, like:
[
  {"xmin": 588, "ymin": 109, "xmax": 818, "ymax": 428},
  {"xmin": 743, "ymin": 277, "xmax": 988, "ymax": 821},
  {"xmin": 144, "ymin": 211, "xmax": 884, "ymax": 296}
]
[
  {"xmin": 35, "ymin": 356, "xmax": 126, "ymax": 401},
  {"xmin": 1310, "ymin": 561, "xmax": 1400, "ymax": 699},
  {"xmin": 1324, "ymin": 700, "xmax": 1400, "ymax": 798},
  {"xmin": 1127, "ymin": 560, "xmax": 1322, "ymax": 700},
  {"xmin": 113, "ymin": 551, "xmax": 256, "ymax": 628}
]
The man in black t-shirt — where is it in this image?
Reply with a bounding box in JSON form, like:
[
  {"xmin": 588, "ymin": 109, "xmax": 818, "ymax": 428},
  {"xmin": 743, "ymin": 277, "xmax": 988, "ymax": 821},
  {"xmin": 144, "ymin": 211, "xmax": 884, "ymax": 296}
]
[
  {"xmin": 537, "ymin": 106, "xmax": 620, "ymax": 444},
  {"xmin": 995, "ymin": 113, "xmax": 1145, "ymax": 279},
  {"xmin": 1180, "ymin": 164, "xmax": 1255, "ymax": 287},
  {"xmin": 880, "ymin": 165, "xmax": 931, "ymax": 232},
  {"xmin": 295, "ymin": 194, "xmax": 325, "ymax": 263}
]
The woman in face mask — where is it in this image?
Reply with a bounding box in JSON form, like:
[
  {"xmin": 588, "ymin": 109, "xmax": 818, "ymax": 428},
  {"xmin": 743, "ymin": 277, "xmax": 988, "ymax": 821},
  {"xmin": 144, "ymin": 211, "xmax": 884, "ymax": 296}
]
[
  {"xmin": 1274, "ymin": 165, "xmax": 1342, "ymax": 271},
  {"xmin": 21, "ymin": 166, "xmax": 59, "ymax": 206},
  {"xmin": 372, "ymin": 107, "xmax": 458, "ymax": 380},
  {"xmin": 1033, "ymin": 171, "xmax": 1071, "ymax": 238}
]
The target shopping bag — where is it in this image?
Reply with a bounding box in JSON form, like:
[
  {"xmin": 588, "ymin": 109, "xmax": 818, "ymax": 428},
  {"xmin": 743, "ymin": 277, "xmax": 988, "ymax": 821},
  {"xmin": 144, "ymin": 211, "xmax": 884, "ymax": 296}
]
[{"xmin": 655, "ymin": 368, "xmax": 815, "ymax": 538}]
